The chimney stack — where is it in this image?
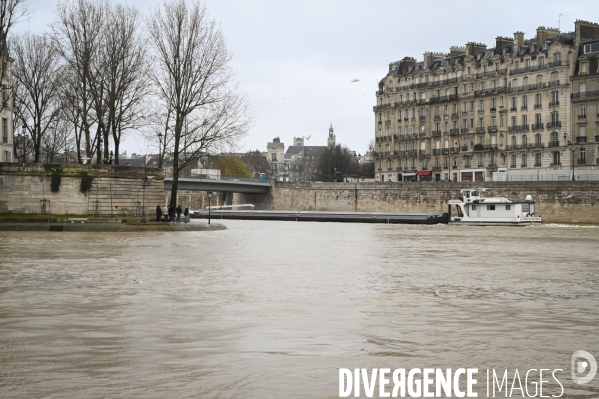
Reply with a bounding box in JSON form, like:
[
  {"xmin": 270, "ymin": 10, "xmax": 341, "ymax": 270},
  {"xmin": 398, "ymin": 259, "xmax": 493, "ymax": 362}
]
[{"xmin": 513, "ymin": 32, "xmax": 524, "ymax": 50}]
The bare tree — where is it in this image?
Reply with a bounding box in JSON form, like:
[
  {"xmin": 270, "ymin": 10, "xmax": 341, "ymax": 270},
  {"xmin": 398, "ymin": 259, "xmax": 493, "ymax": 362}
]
[
  {"xmin": 0, "ymin": 0, "xmax": 29, "ymax": 114},
  {"xmin": 11, "ymin": 32, "xmax": 63, "ymax": 162},
  {"xmin": 147, "ymin": 0, "xmax": 252, "ymax": 207},
  {"xmin": 51, "ymin": 0, "xmax": 105, "ymax": 163},
  {"xmin": 101, "ymin": 3, "xmax": 148, "ymax": 165},
  {"xmin": 314, "ymin": 145, "xmax": 359, "ymax": 182}
]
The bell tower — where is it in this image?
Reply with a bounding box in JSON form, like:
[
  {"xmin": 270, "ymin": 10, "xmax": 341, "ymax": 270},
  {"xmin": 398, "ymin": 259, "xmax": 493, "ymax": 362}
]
[{"xmin": 327, "ymin": 124, "xmax": 336, "ymax": 147}]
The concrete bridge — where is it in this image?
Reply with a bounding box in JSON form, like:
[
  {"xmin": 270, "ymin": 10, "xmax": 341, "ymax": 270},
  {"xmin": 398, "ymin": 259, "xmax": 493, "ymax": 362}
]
[{"xmin": 163, "ymin": 177, "xmax": 271, "ymax": 194}]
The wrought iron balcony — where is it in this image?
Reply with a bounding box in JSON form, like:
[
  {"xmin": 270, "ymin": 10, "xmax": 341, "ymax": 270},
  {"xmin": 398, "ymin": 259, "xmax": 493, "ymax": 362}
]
[
  {"xmin": 432, "ymin": 131, "xmax": 442, "ymax": 137},
  {"xmin": 520, "ymin": 124, "xmax": 529, "ymax": 131},
  {"xmin": 419, "ymin": 132, "xmax": 427, "ymax": 138},
  {"xmin": 521, "ymin": 105, "xmax": 528, "ymax": 110},
  {"xmin": 460, "ymin": 128, "xmax": 469, "ymax": 134},
  {"xmin": 419, "ymin": 150, "xmax": 427, "ymax": 156},
  {"xmin": 510, "ymin": 107, "xmax": 517, "ymax": 111},
  {"xmin": 490, "ymin": 107, "xmax": 496, "ymax": 112},
  {"xmin": 476, "ymin": 127, "xmax": 486, "ymax": 133},
  {"xmin": 547, "ymin": 141, "xmax": 560, "ymax": 148},
  {"xmin": 450, "ymin": 128, "xmax": 460, "ymax": 135},
  {"xmin": 571, "ymin": 90, "xmax": 599, "ymax": 100},
  {"xmin": 419, "ymin": 115, "xmax": 427, "ymax": 121},
  {"xmin": 550, "ymin": 162, "xmax": 562, "ymax": 167},
  {"xmin": 576, "ymin": 136, "xmax": 587, "ymax": 143},
  {"xmin": 433, "ymin": 115, "xmax": 441, "ymax": 121},
  {"xmin": 462, "ymin": 145, "xmax": 469, "ymax": 151},
  {"xmin": 451, "ymin": 113, "xmax": 459, "ymax": 118},
  {"xmin": 488, "ymin": 126, "xmax": 498, "ymax": 133},
  {"xmin": 578, "ymin": 114, "xmax": 587, "ymax": 119},
  {"xmin": 532, "ymin": 123, "xmax": 544, "ymax": 131},
  {"xmin": 433, "ymin": 149, "xmax": 442, "ymax": 155},
  {"xmin": 546, "ymin": 121, "xmax": 562, "ymax": 129},
  {"xmin": 549, "ymin": 101, "xmax": 560, "ymax": 106},
  {"xmin": 534, "ymin": 104, "xmax": 542, "ymax": 109}
]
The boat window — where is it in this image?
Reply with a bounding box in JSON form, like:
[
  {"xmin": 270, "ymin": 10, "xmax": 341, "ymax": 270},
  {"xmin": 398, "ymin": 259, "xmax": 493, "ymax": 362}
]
[
  {"xmin": 472, "ymin": 191, "xmax": 478, "ymax": 196},
  {"xmin": 472, "ymin": 205, "xmax": 477, "ymax": 210},
  {"xmin": 487, "ymin": 205, "xmax": 495, "ymax": 211},
  {"xmin": 506, "ymin": 205, "xmax": 511, "ymax": 210}
]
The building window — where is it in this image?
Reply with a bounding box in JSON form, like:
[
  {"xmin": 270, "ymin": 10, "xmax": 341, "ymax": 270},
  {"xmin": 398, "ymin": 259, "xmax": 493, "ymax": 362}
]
[
  {"xmin": 552, "ymin": 152, "xmax": 560, "ymax": 165},
  {"xmin": 478, "ymin": 154, "xmax": 484, "ymax": 167},
  {"xmin": 535, "ymin": 153, "xmax": 541, "ymax": 167},
  {"xmin": 553, "ymin": 52, "xmax": 561, "ymax": 63},
  {"xmin": 522, "ymin": 135, "xmax": 528, "ymax": 147},
  {"xmin": 535, "ymin": 93, "xmax": 541, "ymax": 107},
  {"xmin": 506, "ymin": 205, "xmax": 511, "ymax": 211},
  {"xmin": 522, "ymin": 115, "xmax": 527, "ymax": 126},
  {"xmin": 511, "ymin": 97, "xmax": 517, "ymax": 109},
  {"xmin": 522, "ymin": 95, "xmax": 527, "ymax": 109},
  {"xmin": 465, "ymin": 156, "xmax": 471, "ymax": 168},
  {"xmin": 535, "ymin": 113, "xmax": 542, "ymax": 125},
  {"xmin": 579, "ymin": 147, "xmax": 586, "ymax": 165},
  {"xmin": 521, "ymin": 154, "xmax": 527, "ymax": 167},
  {"xmin": 535, "ymin": 134, "xmax": 542, "ymax": 147},
  {"xmin": 551, "ymin": 112, "xmax": 559, "ymax": 125},
  {"xmin": 579, "ymin": 104, "xmax": 587, "ymax": 117},
  {"xmin": 1, "ymin": 118, "xmax": 6, "ymax": 143},
  {"xmin": 479, "ymin": 100, "xmax": 484, "ymax": 111},
  {"xmin": 511, "ymin": 155, "xmax": 518, "ymax": 168}
]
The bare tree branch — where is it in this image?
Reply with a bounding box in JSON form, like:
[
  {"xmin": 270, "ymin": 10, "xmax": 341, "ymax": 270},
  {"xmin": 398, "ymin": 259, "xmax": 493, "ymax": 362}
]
[
  {"xmin": 10, "ymin": 32, "xmax": 63, "ymax": 162},
  {"xmin": 147, "ymin": 0, "xmax": 252, "ymax": 206}
]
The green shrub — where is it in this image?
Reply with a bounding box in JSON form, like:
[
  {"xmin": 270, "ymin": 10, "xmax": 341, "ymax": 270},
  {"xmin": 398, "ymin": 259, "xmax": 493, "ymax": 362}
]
[
  {"xmin": 44, "ymin": 164, "xmax": 63, "ymax": 193},
  {"xmin": 80, "ymin": 171, "xmax": 94, "ymax": 196}
]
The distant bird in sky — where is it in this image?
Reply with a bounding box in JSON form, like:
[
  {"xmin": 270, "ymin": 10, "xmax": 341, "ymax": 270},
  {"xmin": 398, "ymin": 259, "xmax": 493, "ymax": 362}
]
[
  {"xmin": 283, "ymin": 98, "xmax": 287, "ymax": 100},
  {"xmin": 350, "ymin": 78, "xmax": 360, "ymax": 82}
]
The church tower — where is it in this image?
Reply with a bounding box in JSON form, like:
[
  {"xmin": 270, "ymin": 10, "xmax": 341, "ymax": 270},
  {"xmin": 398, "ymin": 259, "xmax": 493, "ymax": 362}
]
[{"xmin": 327, "ymin": 124, "xmax": 336, "ymax": 147}]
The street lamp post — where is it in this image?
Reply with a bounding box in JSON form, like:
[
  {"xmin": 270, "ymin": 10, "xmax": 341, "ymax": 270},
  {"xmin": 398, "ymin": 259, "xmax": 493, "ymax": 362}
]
[
  {"xmin": 98, "ymin": 135, "xmax": 103, "ymax": 164},
  {"xmin": 207, "ymin": 191, "xmax": 213, "ymax": 224},
  {"xmin": 158, "ymin": 132, "xmax": 163, "ymax": 168},
  {"xmin": 21, "ymin": 124, "xmax": 27, "ymax": 163},
  {"xmin": 564, "ymin": 133, "xmax": 579, "ymax": 181}
]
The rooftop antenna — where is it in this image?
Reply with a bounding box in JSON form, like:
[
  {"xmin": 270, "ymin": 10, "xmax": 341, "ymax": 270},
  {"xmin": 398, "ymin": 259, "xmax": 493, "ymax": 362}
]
[{"xmin": 558, "ymin": 14, "xmax": 566, "ymax": 31}]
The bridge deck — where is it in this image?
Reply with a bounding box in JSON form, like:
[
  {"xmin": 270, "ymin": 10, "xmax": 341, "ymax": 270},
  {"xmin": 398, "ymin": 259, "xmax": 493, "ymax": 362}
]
[{"xmin": 163, "ymin": 177, "xmax": 271, "ymax": 194}]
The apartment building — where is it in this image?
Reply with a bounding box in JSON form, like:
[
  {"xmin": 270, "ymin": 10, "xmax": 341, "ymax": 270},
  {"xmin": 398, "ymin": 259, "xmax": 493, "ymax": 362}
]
[{"xmin": 373, "ymin": 20, "xmax": 599, "ymax": 182}]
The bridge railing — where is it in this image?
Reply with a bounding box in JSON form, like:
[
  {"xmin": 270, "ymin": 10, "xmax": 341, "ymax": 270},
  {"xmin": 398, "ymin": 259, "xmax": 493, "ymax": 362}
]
[{"xmin": 163, "ymin": 174, "xmax": 271, "ymax": 184}]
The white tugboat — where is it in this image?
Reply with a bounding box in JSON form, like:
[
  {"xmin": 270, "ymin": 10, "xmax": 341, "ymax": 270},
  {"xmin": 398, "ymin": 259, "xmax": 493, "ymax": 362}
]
[{"xmin": 448, "ymin": 188, "xmax": 542, "ymax": 225}]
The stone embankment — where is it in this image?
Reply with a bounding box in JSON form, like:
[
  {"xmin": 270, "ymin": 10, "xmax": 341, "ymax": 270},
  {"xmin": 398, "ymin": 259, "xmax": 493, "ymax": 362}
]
[
  {"xmin": 236, "ymin": 181, "xmax": 599, "ymax": 224},
  {"xmin": 0, "ymin": 163, "xmax": 164, "ymax": 216}
]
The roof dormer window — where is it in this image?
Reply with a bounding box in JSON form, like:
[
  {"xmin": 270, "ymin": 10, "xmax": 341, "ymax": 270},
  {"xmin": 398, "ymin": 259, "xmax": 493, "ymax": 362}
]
[{"xmin": 583, "ymin": 42, "xmax": 599, "ymax": 54}]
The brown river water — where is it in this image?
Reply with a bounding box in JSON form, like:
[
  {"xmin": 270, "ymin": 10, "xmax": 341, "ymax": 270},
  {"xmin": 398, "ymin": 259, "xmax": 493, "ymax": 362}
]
[{"xmin": 0, "ymin": 220, "xmax": 598, "ymax": 398}]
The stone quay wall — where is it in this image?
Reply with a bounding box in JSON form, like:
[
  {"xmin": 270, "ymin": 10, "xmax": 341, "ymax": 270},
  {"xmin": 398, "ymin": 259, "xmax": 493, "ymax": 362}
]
[
  {"xmin": 237, "ymin": 181, "xmax": 599, "ymax": 224},
  {"xmin": 0, "ymin": 163, "xmax": 164, "ymax": 217}
]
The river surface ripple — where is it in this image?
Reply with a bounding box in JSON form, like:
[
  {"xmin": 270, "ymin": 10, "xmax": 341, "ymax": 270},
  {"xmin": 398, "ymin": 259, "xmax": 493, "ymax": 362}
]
[{"xmin": 0, "ymin": 221, "xmax": 598, "ymax": 398}]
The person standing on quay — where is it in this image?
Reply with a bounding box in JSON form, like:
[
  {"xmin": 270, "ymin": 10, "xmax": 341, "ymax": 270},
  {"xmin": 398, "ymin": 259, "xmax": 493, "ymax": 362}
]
[
  {"xmin": 169, "ymin": 204, "xmax": 175, "ymax": 222},
  {"xmin": 184, "ymin": 206, "xmax": 189, "ymax": 223},
  {"xmin": 176, "ymin": 204, "xmax": 182, "ymax": 223},
  {"xmin": 156, "ymin": 205, "xmax": 162, "ymax": 222}
]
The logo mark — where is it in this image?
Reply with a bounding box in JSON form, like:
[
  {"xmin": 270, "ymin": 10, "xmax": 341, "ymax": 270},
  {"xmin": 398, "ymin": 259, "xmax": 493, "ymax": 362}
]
[{"xmin": 571, "ymin": 350, "xmax": 597, "ymax": 384}]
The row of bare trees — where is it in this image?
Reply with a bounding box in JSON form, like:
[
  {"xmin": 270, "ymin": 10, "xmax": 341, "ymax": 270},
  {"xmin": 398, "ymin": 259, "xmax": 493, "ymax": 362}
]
[{"xmin": 8, "ymin": 0, "xmax": 252, "ymax": 204}]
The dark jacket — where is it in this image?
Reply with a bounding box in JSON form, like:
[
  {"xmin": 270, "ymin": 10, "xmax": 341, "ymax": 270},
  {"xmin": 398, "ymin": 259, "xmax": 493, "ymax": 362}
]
[
  {"xmin": 176, "ymin": 205, "xmax": 182, "ymax": 214},
  {"xmin": 184, "ymin": 207, "xmax": 189, "ymax": 216},
  {"xmin": 168, "ymin": 205, "xmax": 175, "ymax": 216},
  {"xmin": 156, "ymin": 205, "xmax": 162, "ymax": 217}
]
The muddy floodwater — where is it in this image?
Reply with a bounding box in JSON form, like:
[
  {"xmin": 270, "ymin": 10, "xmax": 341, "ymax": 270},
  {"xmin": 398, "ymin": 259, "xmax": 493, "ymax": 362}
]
[{"xmin": 1, "ymin": 220, "xmax": 598, "ymax": 398}]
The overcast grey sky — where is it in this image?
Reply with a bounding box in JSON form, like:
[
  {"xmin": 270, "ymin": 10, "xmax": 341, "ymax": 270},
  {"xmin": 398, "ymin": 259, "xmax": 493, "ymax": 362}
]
[{"xmin": 14, "ymin": 0, "xmax": 599, "ymax": 156}]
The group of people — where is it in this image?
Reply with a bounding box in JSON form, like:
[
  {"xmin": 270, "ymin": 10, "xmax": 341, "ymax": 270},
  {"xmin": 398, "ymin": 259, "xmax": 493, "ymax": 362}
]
[{"xmin": 156, "ymin": 204, "xmax": 190, "ymax": 223}]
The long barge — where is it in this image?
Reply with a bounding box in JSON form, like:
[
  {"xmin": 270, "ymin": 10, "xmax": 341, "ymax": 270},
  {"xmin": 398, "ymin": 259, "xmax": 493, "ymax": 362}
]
[{"xmin": 192, "ymin": 210, "xmax": 447, "ymax": 224}]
